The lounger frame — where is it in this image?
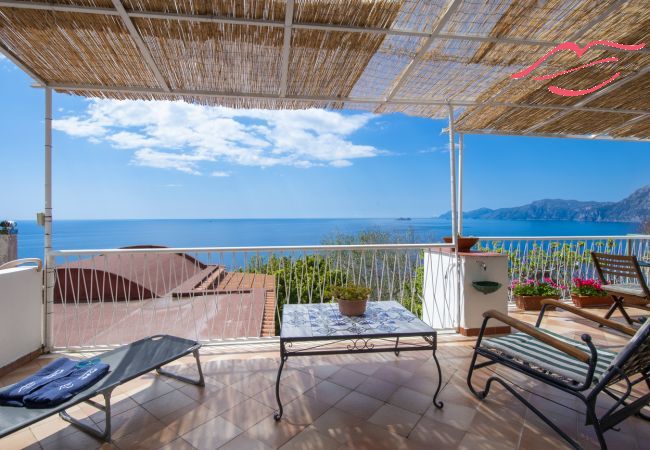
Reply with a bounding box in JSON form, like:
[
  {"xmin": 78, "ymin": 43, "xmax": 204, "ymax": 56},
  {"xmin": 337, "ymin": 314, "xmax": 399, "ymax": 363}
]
[{"xmin": 0, "ymin": 335, "xmax": 204, "ymax": 442}]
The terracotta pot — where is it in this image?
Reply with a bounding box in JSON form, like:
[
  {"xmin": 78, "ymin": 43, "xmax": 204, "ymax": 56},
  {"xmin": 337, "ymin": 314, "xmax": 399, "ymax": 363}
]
[
  {"xmin": 514, "ymin": 295, "xmax": 559, "ymax": 311},
  {"xmin": 442, "ymin": 236, "xmax": 479, "ymax": 253},
  {"xmin": 337, "ymin": 298, "xmax": 368, "ymax": 316},
  {"xmin": 571, "ymin": 295, "xmax": 613, "ymax": 308}
]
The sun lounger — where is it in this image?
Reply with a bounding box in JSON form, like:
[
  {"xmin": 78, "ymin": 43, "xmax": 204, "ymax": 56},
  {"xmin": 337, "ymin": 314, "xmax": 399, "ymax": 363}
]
[{"xmin": 0, "ymin": 334, "xmax": 204, "ymax": 441}]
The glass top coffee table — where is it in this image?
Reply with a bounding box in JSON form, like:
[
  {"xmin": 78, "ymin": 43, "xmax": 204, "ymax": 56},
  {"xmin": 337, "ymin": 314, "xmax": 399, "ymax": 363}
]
[{"xmin": 273, "ymin": 300, "xmax": 443, "ymax": 420}]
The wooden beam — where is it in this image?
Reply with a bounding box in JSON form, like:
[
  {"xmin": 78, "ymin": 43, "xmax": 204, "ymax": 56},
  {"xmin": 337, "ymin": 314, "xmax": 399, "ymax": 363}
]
[{"xmin": 279, "ymin": 0, "xmax": 294, "ymax": 97}]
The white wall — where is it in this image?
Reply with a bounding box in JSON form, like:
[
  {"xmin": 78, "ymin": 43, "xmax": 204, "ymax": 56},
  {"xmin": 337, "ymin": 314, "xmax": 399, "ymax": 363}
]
[{"xmin": 0, "ymin": 267, "xmax": 42, "ymax": 367}]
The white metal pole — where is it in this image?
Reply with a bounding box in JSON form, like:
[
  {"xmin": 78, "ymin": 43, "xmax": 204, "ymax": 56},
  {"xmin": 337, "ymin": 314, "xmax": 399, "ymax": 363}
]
[
  {"xmin": 448, "ymin": 105, "xmax": 458, "ymax": 243},
  {"xmin": 448, "ymin": 104, "xmax": 461, "ymax": 332},
  {"xmin": 458, "ymin": 133, "xmax": 464, "ymax": 235},
  {"xmin": 44, "ymin": 87, "xmax": 54, "ymax": 352}
]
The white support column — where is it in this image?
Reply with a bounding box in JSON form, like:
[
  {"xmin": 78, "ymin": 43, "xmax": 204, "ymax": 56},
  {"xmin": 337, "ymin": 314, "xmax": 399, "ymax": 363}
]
[
  {"xmin": 448, "ymin": 105, "xmax": 458, "ymax": 243},
  {"xmin": 448, "ymin": 104, "xmax": 461, "ymax": 332},
  {"xmin": 44, "ymin": 87, "xmax": 54, "ymax": 351},
  {"xmin": 457, "ymin": 133, "xmax": 464, "ymax": 235}
]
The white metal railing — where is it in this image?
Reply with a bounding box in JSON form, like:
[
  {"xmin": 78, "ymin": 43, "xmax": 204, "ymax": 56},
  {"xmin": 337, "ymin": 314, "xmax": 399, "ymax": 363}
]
[
  {"xmin": 476, "ymin": 235, "xmax": 650, "ymax": 300},
  {"xmin": 49, "ymin": 243, "xmax": 454, "ymax": 350}
]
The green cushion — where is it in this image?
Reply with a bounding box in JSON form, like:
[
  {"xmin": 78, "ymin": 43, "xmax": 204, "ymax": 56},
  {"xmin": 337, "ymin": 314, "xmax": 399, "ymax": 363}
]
[{"xmin": 481, "ymin": 328, "xmax": 617, "ymax": 384}]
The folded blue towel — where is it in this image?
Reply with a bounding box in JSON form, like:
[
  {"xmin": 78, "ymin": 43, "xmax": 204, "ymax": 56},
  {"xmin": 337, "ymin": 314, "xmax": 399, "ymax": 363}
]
[
  {"xmin": 0, "ymin": 358, "xmax": 78, "ymax": 406},
  {"xmin": 23, "ymin": 361, "xmax": 110, "ymax": 408}
]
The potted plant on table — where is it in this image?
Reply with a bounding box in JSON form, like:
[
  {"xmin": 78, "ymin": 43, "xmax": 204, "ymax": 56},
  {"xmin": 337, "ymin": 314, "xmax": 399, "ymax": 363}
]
[
  {"xmin": 512, "ymin": 278, "xmax": 562, "ymax": 311},
  {"xmin": 331, "ymin": 284, "xmax": 371, "ymax": 316},
  {"xmin": 571, "ymin": 278, "xmax": 612, "ymax": 308}
]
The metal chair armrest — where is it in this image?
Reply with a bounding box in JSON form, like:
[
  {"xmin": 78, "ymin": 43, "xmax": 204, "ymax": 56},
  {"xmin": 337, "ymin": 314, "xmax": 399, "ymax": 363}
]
[
  {"xmin": 482, "ymin": 309, "xmax": 591, "ymax": 363},
  {"xmin": 540, "ymin": 299, "xmax": 636, "ymax": 336}
]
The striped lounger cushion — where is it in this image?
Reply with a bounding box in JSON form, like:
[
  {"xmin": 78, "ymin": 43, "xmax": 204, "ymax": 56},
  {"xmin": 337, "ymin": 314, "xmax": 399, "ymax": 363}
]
[{"xmin": 481, "ymin": 329, "xmax": 617, "ymax": 384}]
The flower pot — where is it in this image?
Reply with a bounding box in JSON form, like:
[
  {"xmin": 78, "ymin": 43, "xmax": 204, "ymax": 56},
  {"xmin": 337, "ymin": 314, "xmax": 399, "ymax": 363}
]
[
  {"xmin": 442, "ymin": 236, "xmax": 479, "ymax": 252},
  {"xmin": 336, "ymin": 298, "xmax": 368, "ymax": 316},
  {"xmin": 514, "ymin": 295, "xmax": 558, "ymax": 311},
  {"xmin": 571, "ymin": 295, "xmax": 613, "ymax": 308}
]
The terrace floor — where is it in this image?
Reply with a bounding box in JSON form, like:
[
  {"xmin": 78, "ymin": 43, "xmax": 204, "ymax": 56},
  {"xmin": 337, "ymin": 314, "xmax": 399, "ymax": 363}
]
[{"xmin": 1, "ymin": 307, "xmax": 649, "ymax": 450}]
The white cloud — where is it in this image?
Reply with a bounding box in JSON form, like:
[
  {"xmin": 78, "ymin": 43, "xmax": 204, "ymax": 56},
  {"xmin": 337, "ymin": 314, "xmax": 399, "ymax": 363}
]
[
  {"xmin": 52, "ymin": 99, "xmax": 382, "ymax": 174},
  {"xmin": 210, "ymin": 171, "xmax": 230, "ymax": 177},
  {"xmin": 330, "ymin": 159, "xmax": 353, "ymax": 167},
  {"xmin": 0, "ymin": 54, "xmax": 5, "ymax": 61}
]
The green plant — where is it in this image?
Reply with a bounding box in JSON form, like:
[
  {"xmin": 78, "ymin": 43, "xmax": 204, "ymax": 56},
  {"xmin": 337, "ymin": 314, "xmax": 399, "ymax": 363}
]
[
  {"xmin": 511, "ymin": 278, "xmax": 562, "ymax": 297},
  {"xmin": 0, "ymin": 220, "xmax": 17, "ymax": 235},
  {"xmin": 330, "ymin": 284, "xmax": 371, "ymax": 301},
  {"xmin": 571, "ymin": 278, "xmax": 607, "ymax": 297}
]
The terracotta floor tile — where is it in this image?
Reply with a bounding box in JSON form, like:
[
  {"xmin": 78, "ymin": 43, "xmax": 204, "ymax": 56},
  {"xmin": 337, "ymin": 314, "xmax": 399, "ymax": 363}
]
[
  {"xmin": 465, "ymin": 405, "xmax": 522, "ymax": 447},
  {"xmin": 425, "ymin": 401, "xmax": 477, "ymax": 432},
  {"xmin": 182, "ymin": 416, "xmax": 243, "ymax": 449},
  {"xmin": 341, "ymin": 421, "xmax": 410, "ymax": 450},
  {"xmin": 220, "ymin": 397, "xmax": 275, "ymax": 431},
  {"xmin": 346, "ymin": 362, "xmax": 381, "ymax": 377},
  {"xmin": 161, "ymin": 403, "xmax": 221, "ymax": 435},
  {"xmin": 302, "ymin": 364, "xmax": 341, "ymax": 380},
  {"xmin": 335, "ymin": 391, "xmax": 383, "ymax": 420},
  {"xmin": 303, "ymin": 380, "xmax": 351, "ymax": 405},
  {"xmin": 257, "ymin": 383, "xmax": 303, "ymax": 411},
  {"xmin": 125, "ymin": 379, "xmax": 176, "ymax": 405},
  {"xmin": 178, "ymin": 381, "xmax": 223, "ymax": 403},
  {"xmin": 246, "ymin": 415, "xmax": 306, "ymax": 448},
  {"xmin": 436, "ymin": 382, "xmax": 480, "ymax": 408},
  {"xmin": 86, "ymin": 393, "xmax": 139, "ymax": 423},
  {"xmin": 282, "ymin": 370, "xmax": 322, "ymax": 394},
  {"xmin": 373, "ymin": 365, "xmax": 414, "ymax": 386},
  {"xmin": 142, "ymin": 389, "xmax": 197, "ymax": 420},
  {"xmin": 29, "ymin": 413, "xmax": 95, "ymax": 442},
  {"xmin": 158, "ymin": 437, "xmax": 197, "ymax": 450},
  {"xmin": 406, "ymin": 415, "xmax": 466, "ymax": 449},
  {"xmin": 106, "ymin": 405, "xmax": 165, "ymax": 440},
  {"xmin": 519, "ymin": 417, "xmax": 574, "ymax": 450},
  {"xmin": 279, "ymin": 425, "xmax": 342, "ymax": 450},
  {"xmin": 280, "ymin": 394, "xmax": 331, "ymax": 426},
  {"xmin": 112, "ymin": 421, "xmax": 178, "ymax": 450},
  {"xmin": 388, "ymin": 386, "xmax": 434, "ymax": 415},
  {"xmin": 39, "ymin": 428, "xmax": 104, "ymax": 450},
  {"xmin": 355, "ymin": 376, "xmax": 398, "ymax": 402},
  {"xmin": 368, "ymin": 403, "xmax": 421, "ymax": 437},
  {"xmin": 198, "ymin": 385, "xmax": 250, "ymax": 415},
  {"xmin": 230, "ymin": 372, "xmax": 275, "ymax": 396},
  {"xmin": 219, "ymin": 433, "xmax": 272, "ymax": 450},
  {"xmin": 0, "ymin": 428, "xmax": 41, "ymax": 450},
  {"xmin": 327, "ymin": 367, "xmax": 368, "ymax": 390},
  {"xmin": 458, "ymin": 431, "xmax": 518, "ymax": 450},
  {"xmin": 311, "ymin": 407, "xmax": 365, "ymax": 444}
]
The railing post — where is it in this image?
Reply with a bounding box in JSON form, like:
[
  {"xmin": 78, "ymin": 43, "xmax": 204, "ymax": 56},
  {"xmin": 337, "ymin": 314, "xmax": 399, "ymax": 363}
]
[{"xmin": 44, "ymin": 87, "xmax": 54, "ymax": 352}]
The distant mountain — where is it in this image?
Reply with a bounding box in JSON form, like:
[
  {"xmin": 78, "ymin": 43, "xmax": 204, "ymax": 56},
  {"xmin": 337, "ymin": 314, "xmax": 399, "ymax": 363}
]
[{"xmin": 438, "ymin": 185, "xmax": 650, "ymax": 223}]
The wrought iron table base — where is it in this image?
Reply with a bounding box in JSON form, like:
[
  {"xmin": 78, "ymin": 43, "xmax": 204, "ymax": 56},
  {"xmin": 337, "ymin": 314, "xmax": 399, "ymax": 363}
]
[{"xmin": 273, "ymin": 335, "xmax": 443, "ymax": 421}]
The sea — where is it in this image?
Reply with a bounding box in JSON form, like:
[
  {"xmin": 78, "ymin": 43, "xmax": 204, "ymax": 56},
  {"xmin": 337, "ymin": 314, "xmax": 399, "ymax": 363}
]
[{"xmin": 14, "ymin": 218, "xmax": 643, "ymax": 259}]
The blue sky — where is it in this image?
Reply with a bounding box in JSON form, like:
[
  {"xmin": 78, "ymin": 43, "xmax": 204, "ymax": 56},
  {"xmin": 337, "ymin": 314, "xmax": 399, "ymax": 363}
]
[{"xmin": 1, "ymin": 55, "xmax": 649, "ymax": 220}]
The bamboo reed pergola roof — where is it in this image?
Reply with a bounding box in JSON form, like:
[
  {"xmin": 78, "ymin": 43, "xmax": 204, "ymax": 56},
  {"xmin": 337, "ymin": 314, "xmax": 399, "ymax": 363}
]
[{"xmin": 1, "ymin": 0, "xmax": 649, "ymax": 141}]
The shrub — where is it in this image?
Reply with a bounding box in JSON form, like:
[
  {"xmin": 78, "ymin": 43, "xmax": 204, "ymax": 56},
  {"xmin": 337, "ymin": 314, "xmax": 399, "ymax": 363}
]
[
  {"xmin": 0, "ymin": 221, "xmax": 17, "ymax": 235},
  {"xmin": 511, "ymin": 278, "xmax": 562, "ymax": 297},
  {"xmin": 330, "ymin": 284, "xmax": 371, "ymax": 301},
  {"xmin": 571, "ymin": 278, "xmax": 607, "ymax": 297}
]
